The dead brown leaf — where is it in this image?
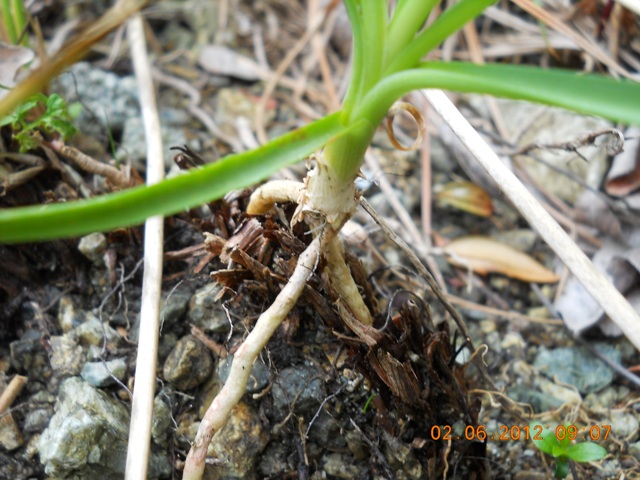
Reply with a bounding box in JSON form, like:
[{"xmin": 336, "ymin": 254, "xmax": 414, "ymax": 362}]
[{"xmin": 443, "ymin": 236, "xmax": 559, "ymax": 283}]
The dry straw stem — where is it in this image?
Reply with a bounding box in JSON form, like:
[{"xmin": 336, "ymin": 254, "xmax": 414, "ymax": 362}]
[
  {"xmin": 0, "ymin": 0, "xmax": 147, "ymax": 119},
  {"xmin": 614, "ymin": 0, "xmax": 640, "ymax": 15},
  {"xmin": 124, "ymin": 13, "xmax": 165, "ymax": 480},
  {"xmin": 0, "ymin": 375, "xmax": 27, "ymax": 414},
  {"xmin": 183, "ymin": 234, "xmax": 326, "ymax": 480},
  {"xmin": 422, "ymin": 89, "xmax": 640, "ymax": 352}
]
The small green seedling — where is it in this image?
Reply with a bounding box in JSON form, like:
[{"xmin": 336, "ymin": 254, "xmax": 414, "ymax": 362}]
[
  {"xmin": 530, "ymin": 422, "xmax": 607, "ymax": 479},
  {"xmin": 0, "ymin": 92, "xmax": 78, "ymax": 152}
]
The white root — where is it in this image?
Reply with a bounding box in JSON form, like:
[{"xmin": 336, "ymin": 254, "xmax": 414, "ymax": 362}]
[
  {"xmin": 182, "ymin": 234, "xmax": 326, "ymax": 480},
  {"xmin": 326, "ymin": 237, "xmax": 373, "ymax": 325},
  {"xmin": 246, "ymin": 180, "xmax": 305, "ymax": 215}
]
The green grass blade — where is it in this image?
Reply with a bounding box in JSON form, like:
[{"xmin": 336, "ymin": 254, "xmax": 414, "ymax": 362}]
[
  {"xmin": 1, "ymin": 0, "xmax": 18, "ymax": 44},
  {"xmin": 356, "ymin": 62, "xmax": 640, "ymax": 126},
  {"xmin": 359, "ymin": 0, "xmax": 387, "ymax": 93},
  {"xmin": 340, "ymin": 0, "xmax": 365, "ymax": 118},
  {"xmin": 384, "ymin": 0, "xmax": 497, "ymax": 75},
  {"xmin": 385, "ymin": 0, "xmax": 440, "ymax": 67},
  {"xmin": 0, "ymin": 112, "xmax": 351, "ymax": 243}
]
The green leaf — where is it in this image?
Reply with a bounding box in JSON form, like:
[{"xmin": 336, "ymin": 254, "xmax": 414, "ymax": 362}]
[
  {"xmin": 552, "ymin": 443, "xmax": 566, "ymax": 458},
  {"xmin": 564, "ymin": 442, "xmax": 607, "ymax": 463},
  {"xmin": 14, "ymin": 130, "xmax": 41, "ymax": 152},
  {"xmin": 385, "ymin": 0, "xmax": 440, "ymax": 65},
  {"xmin": 558, "ymin": 424, "xmax": 572, "ymax": 451},
  {"xmin": 384, "ymin": 0, "xmax": 497, "ymax": 76},
  {"xmin": 355, "ymin": 62, "xmax": 640, "ymax": 126},
  {"xmin": 46, "ymin": 93, "xmax": 66, "ymax": 112},
  {"xmin": 531, "ymin": 422, "xmax": 558, "ymax": 455},
  {"xmin": 0, "ymin": 112, "xmax": 354, "ymax": 243}
]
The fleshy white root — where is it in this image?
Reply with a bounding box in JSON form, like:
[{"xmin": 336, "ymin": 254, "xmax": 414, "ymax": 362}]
[
  {"xmin": 246, "ymin": 180, "xmax": 305, "ymax": 215},
  {"xmin": 326, "ymin": 237, "xmax": 373, "ymax": 325}
]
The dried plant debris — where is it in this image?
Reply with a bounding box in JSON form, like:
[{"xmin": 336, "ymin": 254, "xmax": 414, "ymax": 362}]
[{"xmin": 196, "ymin": 193, "xmax": 487, "ymax": 478}]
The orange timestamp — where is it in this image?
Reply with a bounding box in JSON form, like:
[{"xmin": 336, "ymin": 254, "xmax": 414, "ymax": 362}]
[{"xmin": 429, "ymin": 424, "xmax": 612, "ymax": 442}]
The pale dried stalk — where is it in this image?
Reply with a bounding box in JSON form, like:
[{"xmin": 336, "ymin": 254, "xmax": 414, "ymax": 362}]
[
  {"xmin": 52, "ymin": 142, "xmax": 135, "ymax": 188},
  {"xmin": 423, "ymin": 89, "xmax": 640, "ymax": 351},
  {"xmin": 183, "ymin": 234, "xmax": 326, "ymax": 480},
  {"xmin": 124, "ymin": 14, "xmax": 165, "ymax": 480},
  {"xmin": 0, "ymin": 375, "xmax": 27, "ymax": 414},
  {"xmin": 613, "ymin": 0, "xmax": 640, "ymax": 16}
]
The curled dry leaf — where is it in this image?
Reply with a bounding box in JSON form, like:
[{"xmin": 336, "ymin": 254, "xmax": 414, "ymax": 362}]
[
  {"xmin": 436, "ymin": 180, "xmax": 493, "ymax": 217},
  {"xmin": 443, "ymin": 236, "xmax": 559, "ymax": 283},
  {"xmin": 386, "ymin": 101, "xmax": 425, "ymax": 151}
]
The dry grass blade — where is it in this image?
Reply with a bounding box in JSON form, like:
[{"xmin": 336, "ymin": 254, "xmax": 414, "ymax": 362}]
[
  {"xmin": 124, "ymin": 13, "xmax": 165, "ymax": 480},
  {"xmin": 509, "ymin": 0, "xmax": 631, "ymax": 78},
  {"xmin": 0, "ymin": 0, "xmax": 147, "ymax": 119}
]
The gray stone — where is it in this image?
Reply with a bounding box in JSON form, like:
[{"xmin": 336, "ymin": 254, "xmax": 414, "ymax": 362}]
[
  {"xmin": 163, "ymin": 335, "xmax": 214, "ymax": 390},
  {"xmin": 258, "ymin": 442, "xmax": 292, "ymax": 478},
  {"xmin": 630, "ymin": 441, "xmax": 640, "ymax": 461},
  {"xmin": 78, "ymin": 233, "xmax": 107, "ymax": 266},
  {"xmin": 0, "ymin": 414, "xmax": 23, "ymax": 450},
  {"xmin": 533, "ymin": 344, "xmax": 621, "ymax": 394},
  {"xmin": 322, "ymin": 452, "xmax": 365, "ymax": 479},
  {"xmin": 81, "ymin": 358, "xmax": 127, "ymax": 387},
  {"xmin": 9, "ymin": 334, "xmax": 48, "ymax": 373},
  {"xmin": 72, "ymin": 312, "xmax": 120, "ymax": 348},
  {"xmin": 23, "ymin": 391, "xmax": 56, "ymax": 433},
  {"xmin": 117, "ymin": 109, "xmax": 196, "ymax": 169},
  {"xmin": 160, "ymin": 288, "xmax": 192, "ymax": 330},
  {"xmin": 151, "ymin": 396, "xmax": 173, "ymax": 448},
  {"xmin": 49, "ymin": 335, "xmax": 85, "ymax": 376},
  {"xmin": 217, "ymin": 356, "xmax": 270, "ymax": 394},
  {"xmin": 207, "ymin": 402, "xmax": 268, "ymax": 480},
  {"xmin": 383, "ymin": 431, "xmax": 423, "ymax": 480},
  {"xmin": 57, "ymin": 296, "xmax": 84, "ymax": 332},
  {"xmin": 272, "ymin": 364, "xmax": 325, "ymax": 416},
  {"xmin": 188, "ymin": 283, "xmax": 231, "ymax": 333},
  {"xmin": 52, "ymin": 62, "xmax": 139, "ymax": 136},
  {"xmin": 38, "ymin": 377, "xmax": 170, "ymax": 480},
  {"xmin": 608, "ymin": 411, "xmax": 639, "ymax": 440}
]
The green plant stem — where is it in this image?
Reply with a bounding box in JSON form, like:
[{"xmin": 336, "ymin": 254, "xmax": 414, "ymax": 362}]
[
  {"xmin": 384, "ymin": 0, "xmax": 497, "ymax": 76},
  {"xmin": 322, "ymin": 118, "xmax": 375, "ymax": 182},
  {"xmin": 340, "ymin": 0, "xmax": 365, "ymax": 118},
  {"xmin": 359, "ymin": 0, "xmax": 387, "ymax": 95},
  {"xmin": 2, "ymin": 0, "xmax": 18, "ymax": 44},
  {"xmin": 0, "ymin": 112, "xmax": 359, "ymax": 243},
  {"xmin": 12, "ymin": 0, "xmax": 27, "ymax": 45},
  {"xmin": 385, "ymin": 0, "xmax": 440, "ymax": 66},
  {"xmin": 355, "ymin": 62, "xmax": 640, "ymax": 125}
]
